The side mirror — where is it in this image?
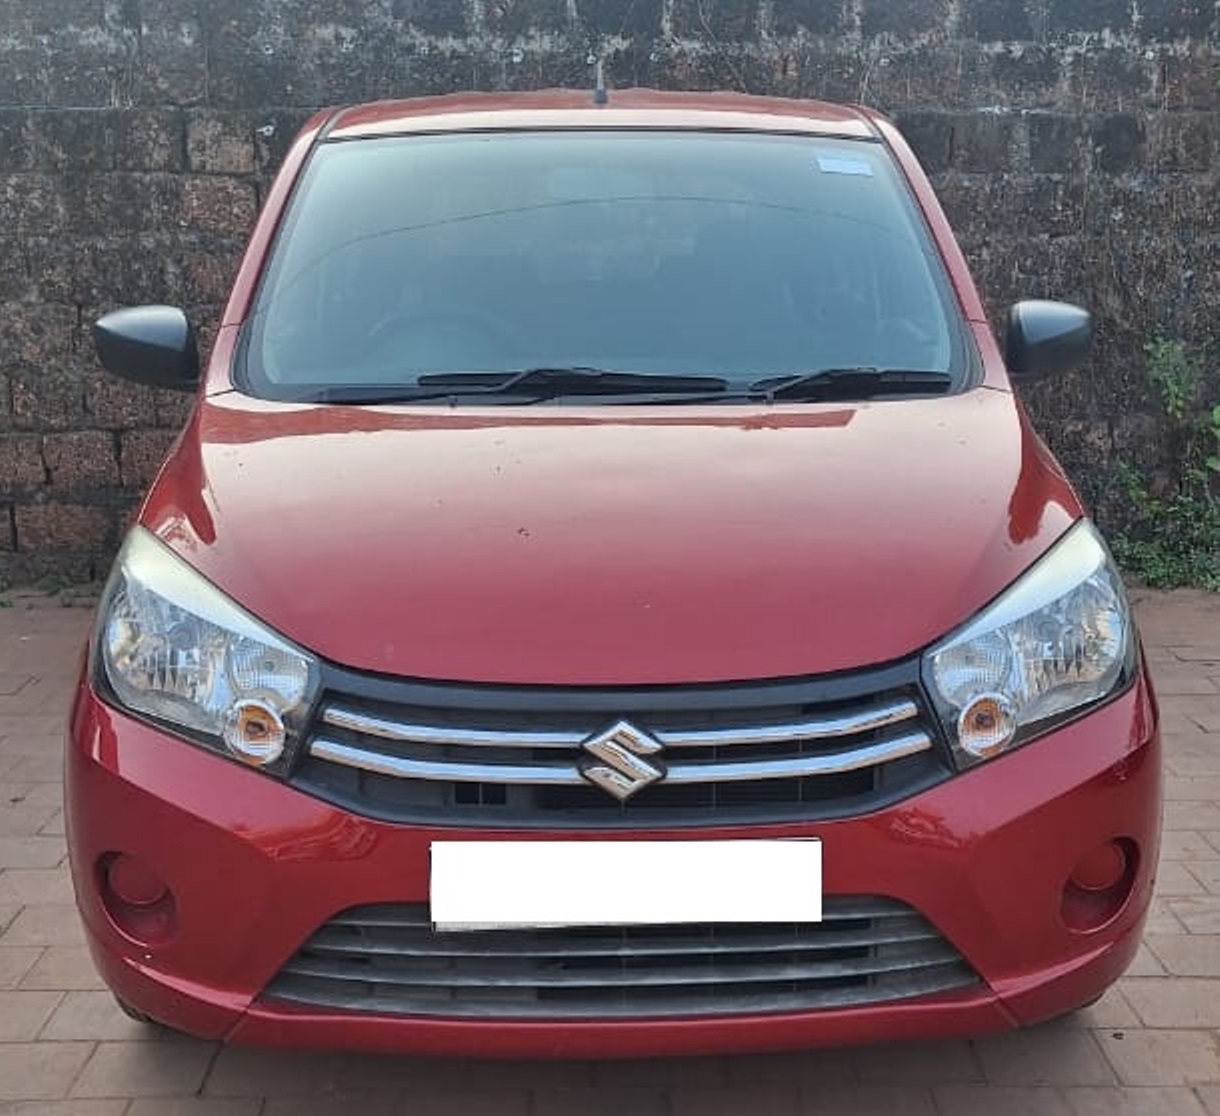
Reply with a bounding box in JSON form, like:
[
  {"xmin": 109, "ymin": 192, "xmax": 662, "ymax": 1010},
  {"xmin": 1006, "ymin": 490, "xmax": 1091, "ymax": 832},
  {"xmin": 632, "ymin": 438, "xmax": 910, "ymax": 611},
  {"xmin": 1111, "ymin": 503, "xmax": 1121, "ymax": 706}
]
[
  {"xmin": 1004, "ymin": 301, "xmax": 1093, "ymax": 381},
  {"xmin": 93, "ymin": 306, "xmax": 200, "ymax": 392}
]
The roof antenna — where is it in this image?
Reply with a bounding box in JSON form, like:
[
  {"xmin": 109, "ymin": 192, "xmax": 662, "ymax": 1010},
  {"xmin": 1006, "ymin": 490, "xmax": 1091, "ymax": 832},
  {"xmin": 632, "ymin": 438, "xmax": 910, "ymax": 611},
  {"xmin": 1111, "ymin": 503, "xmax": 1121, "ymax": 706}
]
[{"xmin": 594, "ymin": 57, "xmax": 608, "ymax": 105}]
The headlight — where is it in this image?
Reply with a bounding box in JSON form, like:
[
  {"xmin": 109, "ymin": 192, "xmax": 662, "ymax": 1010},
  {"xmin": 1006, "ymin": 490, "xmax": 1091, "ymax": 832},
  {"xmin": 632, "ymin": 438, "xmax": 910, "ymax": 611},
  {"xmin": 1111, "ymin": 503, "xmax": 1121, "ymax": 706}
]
[
  {"xmin": 95, "ymin": 528, "xmax": 320, "ymax": 772},
  {"xmin": 923, "ymin": 521, "xmax": 1134, "ymax": 769}
]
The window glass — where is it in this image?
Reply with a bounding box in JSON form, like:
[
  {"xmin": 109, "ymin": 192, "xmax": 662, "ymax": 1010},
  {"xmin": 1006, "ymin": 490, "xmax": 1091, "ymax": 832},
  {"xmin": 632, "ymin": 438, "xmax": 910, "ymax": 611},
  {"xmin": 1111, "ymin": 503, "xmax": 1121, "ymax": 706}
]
[{"xmin": 243, "ymin": 130, "xmax": 965, "ymax": 396}]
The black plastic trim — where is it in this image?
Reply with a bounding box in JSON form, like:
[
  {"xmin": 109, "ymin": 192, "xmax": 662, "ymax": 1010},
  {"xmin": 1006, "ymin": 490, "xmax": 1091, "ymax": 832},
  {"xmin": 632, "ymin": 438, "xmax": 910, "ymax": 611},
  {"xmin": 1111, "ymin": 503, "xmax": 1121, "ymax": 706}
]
[{"xmin": 289, "ymin": 655, "xmax": 956, "ymax": 830}]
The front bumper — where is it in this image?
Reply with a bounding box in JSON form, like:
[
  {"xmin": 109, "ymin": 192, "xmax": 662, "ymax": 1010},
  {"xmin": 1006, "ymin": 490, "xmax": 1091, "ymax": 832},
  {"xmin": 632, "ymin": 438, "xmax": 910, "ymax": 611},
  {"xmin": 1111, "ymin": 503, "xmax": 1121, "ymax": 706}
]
[{"xmin": 65, "ymin": 667, "xmax": 1160, "ymax": 1056}]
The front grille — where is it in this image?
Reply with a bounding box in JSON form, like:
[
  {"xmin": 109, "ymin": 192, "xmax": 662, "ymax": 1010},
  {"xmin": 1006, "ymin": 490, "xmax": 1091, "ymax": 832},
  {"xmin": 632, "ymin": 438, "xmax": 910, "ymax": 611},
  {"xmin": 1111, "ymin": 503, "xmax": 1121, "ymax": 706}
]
[
  {"xmin": 291, "ymin": 662, "xmax": 950, "ymax": 826},
  {"xmin": 263, "ymin": 898, "xmax": 979, "ymax": 1020}
]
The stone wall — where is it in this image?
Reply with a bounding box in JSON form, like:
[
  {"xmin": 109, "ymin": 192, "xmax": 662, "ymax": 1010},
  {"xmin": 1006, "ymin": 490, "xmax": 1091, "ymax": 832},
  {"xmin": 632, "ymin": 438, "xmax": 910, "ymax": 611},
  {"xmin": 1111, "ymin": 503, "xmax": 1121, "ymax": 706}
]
[{"xmin": 1, "ymin": 0, "xmax": 1218, "ymax": 580}]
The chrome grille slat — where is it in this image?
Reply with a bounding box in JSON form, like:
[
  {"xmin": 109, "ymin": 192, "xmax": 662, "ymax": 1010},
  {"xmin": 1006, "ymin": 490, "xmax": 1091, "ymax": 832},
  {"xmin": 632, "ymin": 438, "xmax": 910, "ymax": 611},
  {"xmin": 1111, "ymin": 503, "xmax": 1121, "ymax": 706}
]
[
  {"xmin": 319, "ymin": 698, "xmax": 920, "ymax": 750},
  {"xmin": 309, "ymin": 730, "xmax": 933, "ymax": 786},
  {"xmin": 310, "ymin": 738, "xmax": 584, "ymax": 785},
  {"xmin": 650, "ymin": 731, "xmax": 931, "ymax": 782},
  {"xmin": 307, "ymin": 919, "xmax": 939, "ymax": 959},
  {"xmin": 264, "ymin": 898, "xmax": 980, "ymax": 1020},
  {"xmin": 294, "ymin": 664, "xmax": 950, "ymax": 824},
  {"xmin": 332, "ymin": 895, "xmax": 915, "ymax": 926},
  {"xmin": 321, "ymin": 706, "xmax": 586, "ymax": 749},
  {"xmin": 281, "ymin": 945, "xmax": 963, "ymax": 989},
  {"xmin": 264, "ymin": 968, "xmax": 977, "ymax": 1019}
]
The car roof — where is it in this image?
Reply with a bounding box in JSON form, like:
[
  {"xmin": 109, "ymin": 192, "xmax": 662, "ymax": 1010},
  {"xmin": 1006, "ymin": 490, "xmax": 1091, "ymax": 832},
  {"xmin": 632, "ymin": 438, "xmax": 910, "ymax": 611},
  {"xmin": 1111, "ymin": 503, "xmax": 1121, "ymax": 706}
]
[{"xmin": 326, "ymin": 89, "xmax": 880, "ymax": 141}]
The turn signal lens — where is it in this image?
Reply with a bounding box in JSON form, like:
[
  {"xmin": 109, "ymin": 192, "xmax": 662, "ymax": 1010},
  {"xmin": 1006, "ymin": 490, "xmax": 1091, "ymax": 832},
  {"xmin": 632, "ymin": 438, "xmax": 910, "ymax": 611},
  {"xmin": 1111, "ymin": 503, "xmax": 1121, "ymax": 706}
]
[
  {"xmin": 956, "ymin": 693, "xmax": 1017, "ymax": 758},
  {"xmin": 223, "ymin": 699, "xmax": 287, "ymax": 766}
]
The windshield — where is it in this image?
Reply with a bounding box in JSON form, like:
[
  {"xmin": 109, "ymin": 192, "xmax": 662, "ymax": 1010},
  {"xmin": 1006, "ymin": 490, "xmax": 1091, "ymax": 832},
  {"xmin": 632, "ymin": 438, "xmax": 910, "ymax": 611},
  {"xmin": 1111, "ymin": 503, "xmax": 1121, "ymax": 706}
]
[{"xmin": 240, "ymin": 130, "xmax": 971, "ymax": 402}]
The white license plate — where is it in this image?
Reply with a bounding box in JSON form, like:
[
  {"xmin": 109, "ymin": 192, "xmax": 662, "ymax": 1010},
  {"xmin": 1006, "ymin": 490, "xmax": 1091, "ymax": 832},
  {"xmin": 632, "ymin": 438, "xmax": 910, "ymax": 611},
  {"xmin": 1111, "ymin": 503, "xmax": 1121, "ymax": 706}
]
[{"xmin": 429, "ymin": 840, "xmax": 822, "ymax": 930}]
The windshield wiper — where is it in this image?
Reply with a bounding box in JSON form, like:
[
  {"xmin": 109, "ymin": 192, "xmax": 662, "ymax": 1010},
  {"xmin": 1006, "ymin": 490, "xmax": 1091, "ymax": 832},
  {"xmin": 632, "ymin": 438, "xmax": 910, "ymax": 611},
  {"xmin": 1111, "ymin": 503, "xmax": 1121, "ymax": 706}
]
[
  {"xmin": 295, "ymin": 368, "xmax": 731, "ymax": 405},
  {"xmin": 285, "ymin": 367, "xmax": 951, "ymax": 406},
  {"xmin": 747, "ymin": 367, "xmax": 953, "ymax": 402},
  {"xmin": 417, "ymin": 367, "xmax": 731, "ymax": 398}
]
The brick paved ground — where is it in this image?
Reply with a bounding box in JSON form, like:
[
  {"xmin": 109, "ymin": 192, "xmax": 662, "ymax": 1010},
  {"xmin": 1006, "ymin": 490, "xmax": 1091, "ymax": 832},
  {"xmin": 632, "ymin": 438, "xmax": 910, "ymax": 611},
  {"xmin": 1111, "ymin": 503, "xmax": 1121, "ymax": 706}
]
[{"xmin": 0, "ymin": 587, "xmax": 1217, "ymax": 1114}]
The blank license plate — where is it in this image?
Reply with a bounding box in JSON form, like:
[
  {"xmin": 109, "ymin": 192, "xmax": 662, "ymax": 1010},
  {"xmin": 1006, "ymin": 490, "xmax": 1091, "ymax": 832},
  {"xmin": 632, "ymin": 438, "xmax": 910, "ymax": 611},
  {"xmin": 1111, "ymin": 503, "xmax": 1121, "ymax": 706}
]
[{"xmin": 430, "ymin": 840, "xmax": 822, "ymax": 930}]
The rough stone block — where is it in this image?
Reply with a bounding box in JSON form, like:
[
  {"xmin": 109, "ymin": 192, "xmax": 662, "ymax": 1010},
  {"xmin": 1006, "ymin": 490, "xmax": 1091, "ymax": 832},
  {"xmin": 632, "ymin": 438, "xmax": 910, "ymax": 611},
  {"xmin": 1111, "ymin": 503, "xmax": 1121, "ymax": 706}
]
[
  {"xmin": 42, "ymin": 431, "xmax": 119, "ymax": 490},
  {"xmin": 0, "ymin": 110, "xmax": 29, "ymax": 171},
  {"xmin": 949, "ymin": 112, "xmax": 1017, "ymax": 172},
  {"xmin": 0, "ymin": 175, "xmax": 68, "ymax": 234},
  {"xmin": 70, "ymin": 174, "xmax": 182, "ymax": 236},
  {"xmin": 22, "ymin": 110, "xmax": 154, "ymax": 173},
  {"xmin": 484, "ymin": 0, "xmax": 571, "ymax": 39},
  {"xmin": 392, "ymin": 0, "xmax": 468, "ymax": 36},
  {"xmin": 1028, "ymin": 113, "xmax": 1087, "ymax": 173},
  {"xmin": 573, "ymin": 0, "xmax": 662, "ymax": 38},
  {"xmin": 252, "ymin": 110, "xmax": 316, "ymax": 174},
  {"xmin": 893, "ymin": 110, "xmax": 954, "ymax": 173},
  {"xmin": 1113, "ymin": 411, "xmax": 1171, "ymax": 474},
  {"xmin": 959, "ymin": 0, "xmax": 1036, "ymax": 41},
  {"xmin": 119, "ymin": 429, "xmax": 178, "ymax": 488},
  {"xmin": 31, "ymin": 238, "xmax": 181, "ymax": 308},
  {"xmin": 1, "ymin": 0, "xmax": 105, "ymax": 33},
  {"xmin": 959, "ymin": 44, "xmax": 1064, "ymax": 109},
  {"xmin": 85, "ymin": 371, "xmax": 158, "ymax": 431},
  {"xmin": 1158, "ymin": 48, "xmax": 1220, "ymax": 110},
  {"xmin": 861, "ymin": 0, "xmax": 951, "ymax": 38},
  {"xmin": 1092, "ymin": 113, "xmax": 1147, "ymax": 173},
  {"xmin": 179, "ymin": 176, "xmax": 259, "ymax": 238},
  {"xmin": 0, "ymin": 238, "xmax": 33, "ymax": 302},
  {"xmin": 187, "ymin": 111, "xmax": 257, "ymax": 174},
  {"xmin": 1048, "ymin": 0, "xmax": 1131, "ymax": 36},
  {"xmin": 1137, "ymin": 0, "xmax": 1217, "ymax": 40},
  {"xmin": 0, "ymin": 303, "xmax": 77, "ymax": 368},
  {"xmin": 135, "ymin": 0, "xmax": 208, "ymax": 106},
  {"xmin": 0, "ymin": 32, "xmax": 136, "ymax": 107},
  {"xmin": 180, "ymin": 248, "xmax": 241, "ymax": 305},
  {"xmin": 154, "ymin": 388, "xmax": 194, "ymax": 430},
  {"xmin": 782, "ymin": 45, "xmax": 863, "ymax": 104},
  {"xmin": 1149, "ymin": 112, "xmax": 1218, "ymax": 173},
  {"xmin": 115, "ymin": 111, "xmax": 187, "ymax": 172},
  {"xmin": 672, "ymin": 0, "xmax": 760, "ymax": 41},
  {"xmin": 857, "ymin": 45, "xmax": 985, "ymax": 112},
  {"xmin": 0, "ymin": 435, "xmax": 45, "ymax": 491},
  {"xmin": 204, "ymin": 20, "xmax": 303, "ymax": 109},
  {"xmin": 937, "ymin": 175, "xmax": 1087, "ymax": 247},
  {"xmin": 9, "ymin": 368, "xmax": 86, "ymax": 433},
  {"xmin": 771, "ymin": 0, "xmax": 842, "ymax": 37},
  {"xmin": 1061, "ymin": 45, "xmax": 1157, "ymax": 112},
  {"xmin": 14, "ymin": 502, "xmax": 114, "ymax": 556},
  {"xmin": 598, "ymin": 44, "xmax": 667, "ymax": 91}
]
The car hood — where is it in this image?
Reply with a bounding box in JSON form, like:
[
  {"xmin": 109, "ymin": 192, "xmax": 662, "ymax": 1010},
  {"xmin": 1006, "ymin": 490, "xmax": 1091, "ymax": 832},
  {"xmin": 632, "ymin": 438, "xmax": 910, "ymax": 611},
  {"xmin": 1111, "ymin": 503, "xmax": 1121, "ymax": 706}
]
[{"xmin": 141, "ymin": 389, "xmax": 1080, "ymax": 685}]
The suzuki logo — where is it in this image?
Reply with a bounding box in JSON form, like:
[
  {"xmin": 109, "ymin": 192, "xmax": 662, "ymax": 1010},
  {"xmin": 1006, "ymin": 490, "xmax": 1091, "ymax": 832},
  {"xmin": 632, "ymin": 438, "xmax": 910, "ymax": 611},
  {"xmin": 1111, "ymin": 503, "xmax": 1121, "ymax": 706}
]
[{"xmin": 580, "ymin": 720, "xmax": 665, "ymax": 801}]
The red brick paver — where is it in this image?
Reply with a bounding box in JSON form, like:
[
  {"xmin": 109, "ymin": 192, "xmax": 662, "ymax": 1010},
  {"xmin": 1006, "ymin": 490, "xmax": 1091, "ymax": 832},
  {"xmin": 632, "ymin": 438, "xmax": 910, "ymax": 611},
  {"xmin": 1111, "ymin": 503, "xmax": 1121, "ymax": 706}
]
[{"xmin": 0, "ymin": 587, "xmax": 1217, "ymax": 1112}]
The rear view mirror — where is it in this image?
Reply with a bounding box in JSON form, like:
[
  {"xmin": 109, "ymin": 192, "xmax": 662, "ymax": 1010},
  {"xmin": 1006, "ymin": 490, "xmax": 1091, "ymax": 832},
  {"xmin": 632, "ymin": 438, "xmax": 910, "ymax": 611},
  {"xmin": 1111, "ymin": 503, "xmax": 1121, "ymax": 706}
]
[
  {"xmin": 93, "ymin": 305, "xmax": 200, "ymax": 392},
  {"xmin": 1005, "ymin": 301, "xmax": 1093, "ymax": 381}
]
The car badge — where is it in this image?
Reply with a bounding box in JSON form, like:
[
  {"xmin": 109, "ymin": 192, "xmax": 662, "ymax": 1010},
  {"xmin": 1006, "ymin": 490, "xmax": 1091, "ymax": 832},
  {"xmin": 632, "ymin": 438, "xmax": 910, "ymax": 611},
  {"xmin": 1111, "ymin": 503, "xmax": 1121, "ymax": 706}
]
[{"xmin": 579, "ymin": 720, "xmax": 665, "ymax": 801}]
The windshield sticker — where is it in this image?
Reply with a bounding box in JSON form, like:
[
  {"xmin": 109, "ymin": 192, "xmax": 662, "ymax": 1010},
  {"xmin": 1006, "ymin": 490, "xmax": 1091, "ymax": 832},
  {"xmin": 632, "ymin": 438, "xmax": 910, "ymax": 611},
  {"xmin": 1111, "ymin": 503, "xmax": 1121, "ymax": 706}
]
[{"xmin": 816, "ymin": 155, "xmax": 874, "ymax": 177}]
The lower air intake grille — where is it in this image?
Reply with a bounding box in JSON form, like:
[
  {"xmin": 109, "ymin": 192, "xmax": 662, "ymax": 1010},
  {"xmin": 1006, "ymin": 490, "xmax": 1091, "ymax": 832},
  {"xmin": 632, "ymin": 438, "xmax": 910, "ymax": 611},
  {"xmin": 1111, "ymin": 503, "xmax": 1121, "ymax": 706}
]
[{"xmin": 263, "ymin": 897, "xmax": 979, "ymax": 1020}]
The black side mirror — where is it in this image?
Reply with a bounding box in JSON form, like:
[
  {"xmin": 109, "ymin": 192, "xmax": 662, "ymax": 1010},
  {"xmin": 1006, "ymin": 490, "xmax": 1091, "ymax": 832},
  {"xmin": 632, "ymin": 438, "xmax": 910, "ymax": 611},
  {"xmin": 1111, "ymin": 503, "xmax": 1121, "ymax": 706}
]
[
  {"xmin": 93, "ymin": 306, "xmax": 200, "ymax": 392},
  {"xmin": 1004, "ymin": 301, "xmax": 1093, "ymax": 381}
]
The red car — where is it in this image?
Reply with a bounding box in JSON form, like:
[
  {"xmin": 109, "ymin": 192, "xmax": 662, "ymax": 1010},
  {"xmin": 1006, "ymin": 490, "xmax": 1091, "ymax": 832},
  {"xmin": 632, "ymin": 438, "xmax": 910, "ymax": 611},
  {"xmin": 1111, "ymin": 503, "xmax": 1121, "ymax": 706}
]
[{"xmin": 67, "ymin": 89, "xmax": 1160, "ymax": 1056}]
